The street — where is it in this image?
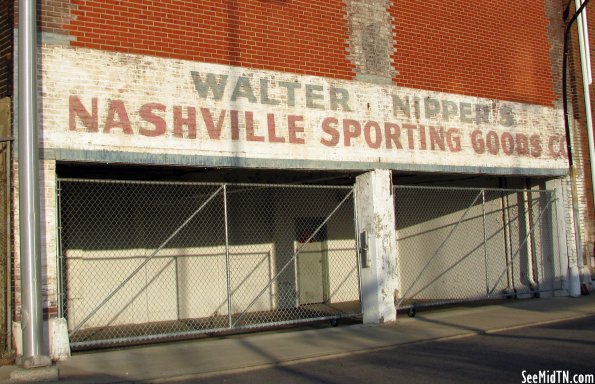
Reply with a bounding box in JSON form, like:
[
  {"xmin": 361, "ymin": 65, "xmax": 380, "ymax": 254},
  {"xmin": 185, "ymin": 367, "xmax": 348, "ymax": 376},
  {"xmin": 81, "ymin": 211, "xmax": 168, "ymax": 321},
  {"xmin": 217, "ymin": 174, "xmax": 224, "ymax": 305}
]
[{"xmin": 187, "ymin": 315, "xmax": 595, "ymax": 384}]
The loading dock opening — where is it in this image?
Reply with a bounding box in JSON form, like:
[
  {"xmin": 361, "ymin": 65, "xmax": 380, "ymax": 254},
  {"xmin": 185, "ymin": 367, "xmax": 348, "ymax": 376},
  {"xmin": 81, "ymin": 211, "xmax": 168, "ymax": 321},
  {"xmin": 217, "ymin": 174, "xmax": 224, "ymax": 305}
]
[
  {"xmin": 392, "ymin": 173, "xmax": 564, "ymax": 314},
  {"xmin": 53, "ymin": 164, "xmax": 567, "ymax": 350},
  {"xmin": 56, "ymin": 164, "xmax": 362, "ymax": 349}
]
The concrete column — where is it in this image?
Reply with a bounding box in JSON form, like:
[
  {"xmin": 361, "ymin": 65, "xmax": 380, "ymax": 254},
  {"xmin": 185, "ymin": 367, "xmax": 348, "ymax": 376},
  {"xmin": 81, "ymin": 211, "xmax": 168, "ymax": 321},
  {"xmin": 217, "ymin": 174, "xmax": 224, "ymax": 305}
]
[
  {"xmin": 355, "ymin": 169, "xmax": 398, "ymax": 323},
  {"xmin": 547, "ymin": 177, "xmax": 579, "ymax": 296}
]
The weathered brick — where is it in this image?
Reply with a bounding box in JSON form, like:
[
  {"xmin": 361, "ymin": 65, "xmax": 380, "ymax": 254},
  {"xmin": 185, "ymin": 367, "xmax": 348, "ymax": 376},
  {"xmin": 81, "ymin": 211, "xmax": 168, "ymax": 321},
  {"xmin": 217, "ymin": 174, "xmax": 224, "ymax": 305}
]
[
  {"xmin": 390, "ymin": 0, "xmax": 555, "ymax": 106},
  {"xmin": 64, "ymin": 0, "xmax": 355, "ymax": 80}
]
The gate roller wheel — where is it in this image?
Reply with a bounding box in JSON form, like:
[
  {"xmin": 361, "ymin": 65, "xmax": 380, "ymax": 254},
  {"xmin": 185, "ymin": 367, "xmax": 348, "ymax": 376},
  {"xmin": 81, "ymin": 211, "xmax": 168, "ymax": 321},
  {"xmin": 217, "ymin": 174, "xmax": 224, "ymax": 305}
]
[
  {"xmin": 408, "ymin": 308, "xmax": 416, "ymax": 318},
  {"xmin": 330, "ymin": 318, "xmax": 339, "ymax": 327}
]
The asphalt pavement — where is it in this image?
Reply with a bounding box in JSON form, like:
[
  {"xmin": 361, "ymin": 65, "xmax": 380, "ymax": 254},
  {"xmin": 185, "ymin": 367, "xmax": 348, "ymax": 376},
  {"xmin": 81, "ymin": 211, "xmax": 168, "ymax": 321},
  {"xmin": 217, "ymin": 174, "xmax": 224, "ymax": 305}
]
[
  {"xmin": 1, "ymin": 293, "xmax": 595, "ymax": 383},
  {"xmin": 190, "ymin": 314, "xmax": 595, "ymax": 384}
]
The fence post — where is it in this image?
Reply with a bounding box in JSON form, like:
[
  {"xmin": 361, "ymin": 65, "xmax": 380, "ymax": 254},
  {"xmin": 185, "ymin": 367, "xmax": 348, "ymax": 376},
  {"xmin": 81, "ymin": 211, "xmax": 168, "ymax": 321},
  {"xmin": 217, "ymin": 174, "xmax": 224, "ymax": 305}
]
[
  {"xmin": 482, "ymin": 189, "xmax": 489, "ymax": 297},
  {"xmin": 223, "ymin": 185, "xmax": 232, "ymax": 329},
  {"xmin": 501, "ymin": 191, "xmax": 514, "ymax": 294}
]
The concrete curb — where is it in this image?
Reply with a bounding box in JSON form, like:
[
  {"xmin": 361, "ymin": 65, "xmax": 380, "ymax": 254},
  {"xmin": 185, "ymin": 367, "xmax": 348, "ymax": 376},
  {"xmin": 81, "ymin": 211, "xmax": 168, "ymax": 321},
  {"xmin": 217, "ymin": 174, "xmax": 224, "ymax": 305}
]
[
  {"xmin": 483, "ymin": 313, "xmax": 595, "ymax": 334},
  {"xmin": 8, "ymin": 366, "xmax": 59, "ymax": 383}
]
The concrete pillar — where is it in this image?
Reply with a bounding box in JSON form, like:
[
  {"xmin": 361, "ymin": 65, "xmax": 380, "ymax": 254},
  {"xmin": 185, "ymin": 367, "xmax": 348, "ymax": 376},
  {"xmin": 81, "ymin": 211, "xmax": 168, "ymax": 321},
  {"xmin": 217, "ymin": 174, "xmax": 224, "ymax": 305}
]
[
  {"xmin": 355, "ymin": 169, "xmax": 398, "ymax": 323},
  {"xmin": 547, "ymin": 177, "xmax": 579, "ymax": 296}
]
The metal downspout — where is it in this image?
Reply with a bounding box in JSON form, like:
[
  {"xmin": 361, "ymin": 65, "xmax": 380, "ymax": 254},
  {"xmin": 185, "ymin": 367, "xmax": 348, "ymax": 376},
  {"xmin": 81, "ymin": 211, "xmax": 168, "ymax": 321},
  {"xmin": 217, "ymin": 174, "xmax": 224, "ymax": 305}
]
[
  {"xmin": 17, "ymin": 0, "xmax": 51, "ymax": 368},
  {"xmin": 563, "ymin": 0, "xmax": 592, "ymax": 297},
  {"xmin": 574, "ymin": 0, "xmax": 594, "ymax": 289}
]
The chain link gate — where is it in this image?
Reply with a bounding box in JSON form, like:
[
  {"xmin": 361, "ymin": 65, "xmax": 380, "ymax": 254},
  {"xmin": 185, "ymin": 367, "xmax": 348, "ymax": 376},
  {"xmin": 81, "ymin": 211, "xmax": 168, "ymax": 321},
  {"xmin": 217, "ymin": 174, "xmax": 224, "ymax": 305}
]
[
  {"xmin": 57, "ymin": 179, "xmax": 361, "ymax": 349},
  {"xmin": 394, "ymin": 186, "xmax": 563, "ymax": 314}
]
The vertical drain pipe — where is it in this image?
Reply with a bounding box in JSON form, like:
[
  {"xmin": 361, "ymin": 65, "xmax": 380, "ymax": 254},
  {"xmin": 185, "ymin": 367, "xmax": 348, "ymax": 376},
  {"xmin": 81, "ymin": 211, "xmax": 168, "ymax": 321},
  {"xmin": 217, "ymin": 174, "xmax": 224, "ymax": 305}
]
[
  {"xmin": 574, "ymin": 0, "xmax": 595, "ymax": 289},
  {"xmin": 575, "ymin": 0, "xmax": 595, "ymax": 209},
  {"xmin": 563, "ymin": 0, "xmax": 592, "ymax": 296},
  {"xmin": 18, "ymin": 0, "xmax": 51, "ymax": 368}
]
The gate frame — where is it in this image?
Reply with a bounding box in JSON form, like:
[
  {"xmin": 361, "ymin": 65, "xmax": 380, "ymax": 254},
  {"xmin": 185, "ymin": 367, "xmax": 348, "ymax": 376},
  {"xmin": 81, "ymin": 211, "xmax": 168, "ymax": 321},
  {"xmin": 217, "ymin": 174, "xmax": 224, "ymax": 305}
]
[
  {"xmin": 56, "ymin": 179, "xmax": 362, "ymax": 349},
  {"xmin": 393, "ymin": 184, "xmax": 564, "ymax": 313}
]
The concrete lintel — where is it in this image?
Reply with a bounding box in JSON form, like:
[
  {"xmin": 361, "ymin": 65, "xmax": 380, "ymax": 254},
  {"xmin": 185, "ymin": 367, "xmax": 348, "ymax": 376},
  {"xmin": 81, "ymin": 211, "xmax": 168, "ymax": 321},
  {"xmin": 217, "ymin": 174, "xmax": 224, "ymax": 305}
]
[{"xmin": 44, "ymin": 148, "xmax": 569, "ymax": 178}]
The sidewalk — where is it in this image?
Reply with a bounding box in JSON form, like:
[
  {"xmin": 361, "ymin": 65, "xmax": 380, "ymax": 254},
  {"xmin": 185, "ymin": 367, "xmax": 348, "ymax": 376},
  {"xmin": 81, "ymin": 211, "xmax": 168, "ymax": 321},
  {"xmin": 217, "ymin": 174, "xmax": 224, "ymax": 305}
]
[{"xmin": 2, "ymin": 294, "xmax": 595, "ymax": 383}]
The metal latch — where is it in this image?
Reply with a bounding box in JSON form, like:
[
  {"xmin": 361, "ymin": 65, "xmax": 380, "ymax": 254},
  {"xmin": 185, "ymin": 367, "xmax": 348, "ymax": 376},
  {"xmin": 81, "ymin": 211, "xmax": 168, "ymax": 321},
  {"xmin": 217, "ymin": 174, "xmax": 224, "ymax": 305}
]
[{"xmin": 360, "ymin": 231, "xmax": 370, "ymax": 268}]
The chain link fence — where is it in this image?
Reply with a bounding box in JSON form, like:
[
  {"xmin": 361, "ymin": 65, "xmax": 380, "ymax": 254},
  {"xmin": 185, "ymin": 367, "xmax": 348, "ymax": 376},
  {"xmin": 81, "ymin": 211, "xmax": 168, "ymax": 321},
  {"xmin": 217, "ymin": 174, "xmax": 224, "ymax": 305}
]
[
  {"xmin": 57, "ymin": 179, "xmax": 360, "ymax": 349},
  {"xmin": 394, "ymin": 186, "xmax": 563, "ymax": 313}
]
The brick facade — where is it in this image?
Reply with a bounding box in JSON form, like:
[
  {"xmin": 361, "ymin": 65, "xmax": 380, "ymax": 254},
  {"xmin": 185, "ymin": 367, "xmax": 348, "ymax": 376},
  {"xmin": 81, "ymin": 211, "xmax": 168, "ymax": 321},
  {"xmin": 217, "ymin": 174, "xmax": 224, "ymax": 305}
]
[
  {"xmin": 0, "ymin": 0, "xmax": 14, "ymax": 98},
  {"xmin": 588, "ymin": 5, "xmax": 595, "ymax": 255},
  {"xmin": 5, "ymin": 0, "xmax": 595, "ymax": 347},
  {"xmin": 390, "ymin": 0, "xmax": 556, "ymax": 107},
  {"xmin": 65, "ymin": 0, "xmax": 354, "ymax": 79},
  {"xmin": 565, "ymin": 1, "xmax": 595, "ymax": 261},
  {"xmin": 59, "ymin": 0, "xmax": 561, "ymax": 108},
  {"xmin": 39, "ymin": 0, "xmax": 74, "ymax": 36}
]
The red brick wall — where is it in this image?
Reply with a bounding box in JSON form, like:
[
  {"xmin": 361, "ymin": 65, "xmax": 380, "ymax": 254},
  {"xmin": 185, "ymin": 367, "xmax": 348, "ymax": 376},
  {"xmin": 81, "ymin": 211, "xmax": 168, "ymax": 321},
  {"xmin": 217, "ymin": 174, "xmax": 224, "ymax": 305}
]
[
  {"xmin": 560, "ymin": 1, "xmax": 595, "ymax": 252},
  {"xmin": 59, "ymin": 1, "xmax": 559, "ymax": 106},
  {"xmin": 0, "ymin": 0, "xmax": 14, "ymax": 98},
  {"xmin": 65, "ymin": 0, "xmax": 354, "ymax": 80},
  {"xmin": 390, "ymin": 1, "xmax": 556, "ymax": 107},
  {"xmin": 577, "ymin": 3, "xmax": 595, "ymax": 243}
]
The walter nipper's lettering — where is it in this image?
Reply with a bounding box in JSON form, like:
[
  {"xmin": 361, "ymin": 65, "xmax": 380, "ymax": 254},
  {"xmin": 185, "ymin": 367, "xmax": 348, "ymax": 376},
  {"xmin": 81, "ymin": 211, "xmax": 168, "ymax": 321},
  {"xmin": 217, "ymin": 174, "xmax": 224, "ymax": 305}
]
[
  {"xmin": 191, "ymin": 71, "xmax": 353, "ymax": 112},
  {"xmin": 67, "ymin": 70, "xmax": 565, "ymax": 161},
  {"xmin": 392, "ymin": 95, "xmax": 515, "ymax": 127}
]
